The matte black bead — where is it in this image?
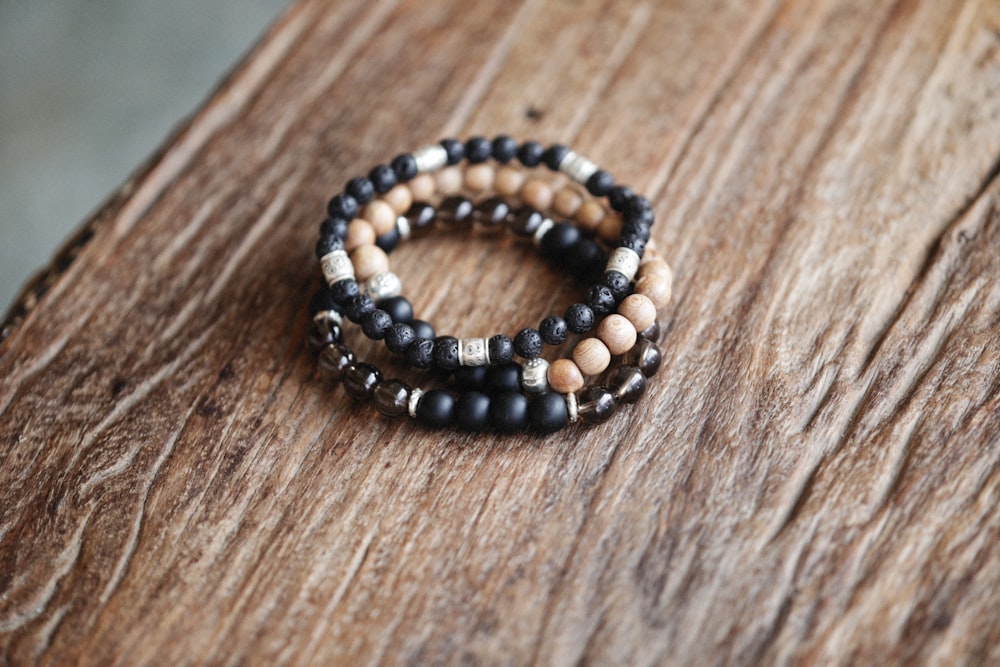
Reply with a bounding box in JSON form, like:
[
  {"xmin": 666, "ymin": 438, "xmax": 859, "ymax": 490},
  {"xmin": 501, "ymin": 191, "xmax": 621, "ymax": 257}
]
[
  {"xmin": 454, "ymin": 365, "xmax": 489, "ymax": 391},
  {"xmin": 565, "ymin": 238, "xmax": 606, "ymax": 278},
  {"xmin": 608, "ymin": 185, "xmax": 634, "ymax": 212},
  {"xmin": 318, "ymin": 343, "xmax": 354, "ymax": 380},
  {"xmin": 489, "ymin": 392, "xmax": 529, "ymax": 433},
  {"xmin": 622, "ymin": 220, "xmax": 652, "ymax": 242},
  {"xmin": 374, "ymin": 379, "xmax": 411, "ymax": 418},
  {"xmin": 327, "ymin": 193, "xmax": 358, "ymax": 220},
  {"xmin": 465, "ymin": 136, "xmax": 492, "ymax": 164},
  {"xmin": 508, "ymin": 206, "xmax": 544, "ymax": 237},
  {"xmin": 345, "ymin": 176, "xmax": 376, "ymax": 204},
  {"xmin": 623, "ymin": 338, "xmax": 662, "ymax": 377},
  {"xmin": 492, "ymin": 135, "xmax": 518, "ymax": 163},
  {"xmin": 473, "ymin": 197, "xmax": 510, "ymax": 229},
  {"xmin": 487, "ymin": 362, "xmax": 521, "ymax": 394},
  {"xmin": 488, "ymin": 334, "xmax": 514, "ymax": 365},
  {"xmin": 378, "ymin": 296, "xmax": 413, "ymax": 323},
  {"xmin": 529, "ymin": 392, "xmax": 569, "ymax": 434},
  {"xmin": 612, "ymin": 366, "xmax": 647, "ymax": 403},
  {"xmin": 455, "ymin": 391, "xmax": 491, "ymax": 431},
  {"xmin": 344, "ymin": 294, "xmax": 375, "ymax": 323},
  {"xmin": 541, "ymin": 222, "xmax": 581, "ymax": 263},
  {"xmin": 330, "ymin": 278, "xmax": 360, "ymax": 305},
  {"xmin": 315, "ymin": 234, "xmax": 344, "ymax": 259},
  {"xmin": 411, "ymin": 319, "xmax": 436, "ymax": 340},
  {"xmin": 619, "ymin": 232, "xmax": 647, "ymax": 256},
  {"xmin": 385, "ymin": 322, "xmax": 416, "ymax": 354},
  {"xmin": 602, "ymin": 270, "xmax": 632, "ymax": 302},
  {"xmin": 624, "ymin": 196, "xmax": 654, "ymax": 226},
  {"xmin": 433, "ymin": 336, "xmax": 460, "ymax": 371},
  {"xmin": 309, "ymin": 284, "xmax": 340, "ymax": 315},
  {"xmin": 517, "ymin": 140, "xmax": 544, "ymax": 167},
  {"xmin": 361, "ymin": 309, "xmax": 393, "ymax": 340},
  {"xmin": 407, "ymin": 338, "xmax": 434, "ymax": 368},
  {"xmin": 368, "ymin": 164, "xmax": 397, "ymax": 194},
  {"xmin": 514, "ymin": 328, "xmax": 543, "ymax": 359},
  {"xmin": 343, "ymin": 363, "xmax": 381, "ymax": 401},
  {"xmin": 416, "ymin": 389, "xmax": 455, "ymax": 428},
  {"xmin": 586, "ymin": 170, "xmax": 614, "ymax": 197},
  {"xmin": 585, "ymin": 284, "xmax": 616, "ymax": 318},
  {"xmin": 375, "ymin": 225, "xmax": 401, "ymax": 253},
  {"xmin": 578, "ymin": 386, "xmax": 616, "ymax": 424},
  {"xmin": 440, "ymin": 138, "xmax": 465, "ymax": 165},
  {"xmin": 406, "ymin": 202, "xmax": 436, "ymax": 233},
  {"xmin": 638, "ymin": 321, "xmax": 661, "ymax": 343},
  {"xmin": 539, "ymin": 316, "xmax": 568, "ymax": 346},
  {"xmin": 438, "ymin": 196, "xmax": 474, "ymax": 226},
  {"xmin": 391, "ymin": 153, "xmax": 418, "ymax": 182},
  {"xmin": 320, "ymin": 216, "xmax": 349, "ymax": 240},
  {"xmin": 564, "ymin": 302, "xmax": 595, "ymax": 334},
  {"xmin": 542, "ymin": 144, "xmax": 569, "ymax": 170}
]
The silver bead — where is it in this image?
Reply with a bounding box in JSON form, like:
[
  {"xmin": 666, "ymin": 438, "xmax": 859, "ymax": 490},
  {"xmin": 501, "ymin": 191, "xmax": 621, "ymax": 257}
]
[
  {"xmin": 532, "ymin": 217, "xmax": 555, "ymax": 247},
  {"xmin": 408, "ymin": 387, "xmax": 424, "ymax": 418},
  {"xmin": 313, "ymin": 310, "xmax": 343, "ymax": 335},
  {"xmin": 365, "ymin": 272, "xmax": 402, "ymax": 300},
  {"xmin": 559, "ymin": 150, "xmax": 598, "ymax": 185},
  {"xmin": 521, "ymin": 358, "xmax": 550, "ymax": 394},
  {"xmin": 606, "ymin": 247, "xmax": 641, "ymax": 281},
  {"xmin": 396, "ymin": 215, "xmax": 412, "ymax": 241},
  {"xmin": 320, "ymin": 250, "xmax": 354, "ymax": 286},
  {"xmin": 566, "ymin": 392, "xmax": 579, "ymax": 423},
  {"xmin": 458, "ymin": 337, "xmax": 489, "ymax": 367},
  {"xmin": 412, "ymin": 144, "xmax": 448, "ymax": 173}
]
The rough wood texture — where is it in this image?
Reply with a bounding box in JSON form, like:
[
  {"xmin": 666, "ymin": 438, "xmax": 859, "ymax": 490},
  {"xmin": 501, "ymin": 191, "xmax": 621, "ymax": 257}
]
[{"xmin": 3, "ymin": 1, "xmax": 1000, "ymax": 664}]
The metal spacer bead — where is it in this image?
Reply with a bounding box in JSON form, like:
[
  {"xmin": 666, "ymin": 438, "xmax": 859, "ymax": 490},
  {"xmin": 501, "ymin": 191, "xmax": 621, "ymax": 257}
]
[
  {"xmin": 606, "ymin": 247, "xmax": 641, "ymax": 282},
  {"xmin": 313, "ymin": 310, "xmax": 343, "ymax": 335},
  {"xmin": 408, "ymin": 387, "xmax": 424, "ymax": 418},
  {"xmin": 521, "ymin": 358, "xmax": 550, "ymax": 394},
  {"xmin": 566, "ymin": 392, "xmax": 579, "ymax": 423},
  {"xmin": 396, "ymin": 215, "xmax": 412, "ymax": 241},
  {"xmin": 320, "ymin": 250, "xmax": 354, "ymax": 286},
  {"xmin": 458, "ymin": 337, "xmax": 489, "ymax": 367},
  {"xmin": 533, "ymin": 217, "xmax": 555, "ymax": 247},
  {"xmin": 413, "ymin": 144, "xmax": 448, "ymax": 173},
  {"xmin": 559, "ymin": 150, "xmax": 598, "ymax": 185},
  {"xmin": 365, "ymin": 271, "xmax": 402, "ymax": 301}
]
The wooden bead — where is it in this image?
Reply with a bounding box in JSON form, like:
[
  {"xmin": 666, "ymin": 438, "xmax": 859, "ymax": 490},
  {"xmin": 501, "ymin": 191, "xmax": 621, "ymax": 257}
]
[
  {"xmin": 520, "ymin": 178, "xmax": 554, "ymax": 210},
  {"xmin": 435, "ymin": 166, "xmax": 463, "ymax": 195},
  {"xmin": 639, "ymin": 258, "xmax": 672, "ymax": 282},
  {"xmin": 383, "ymin": 184, "xmax": 413, "ymax": 215},
  {"xmin": 495, "ymin": 166, "xmax": 526, "ymax": 197},
  {"xmin": 345, "ymin": 219, "xmax": 376, "ymax": 251},
  {"xmin": 573, "ymin": 338, "xmax": 611, "ymax": 376},
  {"xmin": 363, "ymin": 200, "xmax": 397, "ymax": 236},
  {"xmin": 597, "ymin": 211, "xmax": 623, "ymax": 243},
  {"xmin": 618, "ymin": 294, "xmax": 657, "ymax": 331},
  {"xmin": 635, "ymin": 274, "xmax": 672, "ymax": 309},
  {"xmin": 577, "ymin": 200, "xmax": 607, "ymax": 234},
  {"xmin": 553, "ymin": 187, "xmax": 584, "ymax": 218},
  {"xmin": 597, "ymin": 314, "xmax": 637, "ymax": 355},
  {"xmin": 548, "ymin": 359, "xmax": 585, "ymax": 394},
  {"xmin": 464, "ymin": 164, "xmax": 495, "ymax": 193},
  {"xmin": 350, "ymin": 244, "xmax": 390, "ymax": 282},
  {"xmin": 408, "ymin": 173, "xmax": 435, "ymax": 201}
]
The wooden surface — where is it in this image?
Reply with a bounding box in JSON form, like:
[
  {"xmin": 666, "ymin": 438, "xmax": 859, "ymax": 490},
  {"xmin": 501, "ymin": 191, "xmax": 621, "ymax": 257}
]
[{"xmin": 3, "ymin": 0, "xmax": 1000, "ymax": 664}]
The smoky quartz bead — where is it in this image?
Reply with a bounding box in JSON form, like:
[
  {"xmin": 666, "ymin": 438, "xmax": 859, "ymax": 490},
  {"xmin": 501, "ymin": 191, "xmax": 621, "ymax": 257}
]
[
  {"xmin": 438, "ymin": 196, "xmax": 474, "ymax": 226},
  {"xmin": 623, "ymin": 339, "xmax": 662, "ymax": 377},
  {"xmin": 473, "ymin": 197, "xmax": 510, "ymax": 229},
  {"xmin": 374, "ymin": 379, "xmax": 411, "ymax": 417},
  {"xmin": 343, "ymin": 363, "xmax": 381, "ymax": 401},
  {"xmin": 639, "ymin": 321, "xmax": 661, "ymax": 343},
  {"xmin": 318, "ymin": 343, "xmax": 355, "ymax": 380},
  {"xmin": 578, "ymin": 386, "xmax": 616, "ymax": 424},
  {"xmin": 611, "ymin": 366, "xmax": 647, "ymax": 403},
  {"xmin": 508, "ymin": 206, "xmax": 544, "ymax": 237},
  {"xmin": 406, "ymin": 202, "xmax": 437, "ymax": 234}
]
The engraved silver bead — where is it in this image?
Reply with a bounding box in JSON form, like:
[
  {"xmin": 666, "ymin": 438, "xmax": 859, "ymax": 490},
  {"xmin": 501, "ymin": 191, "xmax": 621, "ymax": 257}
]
[
  {"xmin": 408, "ymin": 387, "xmax": 424, "ymax": 418},
  {"xmin": 566, "ymin": 392, "xmax": 579, "ymax": 423},
  {"xmin": 458, "ymin": 337, "xmax": 489, "ymax": 367},
  {"xmin": 320, "ymin": 250, "xmax": 354, "ymax": 286},
  {"xmin": 412, "ymin": 144, "xmax": 448, "ymax": 173},
  {"xmin": 559, "ymin": 150, "xmax": 598, "ymax": 185},
  {"xmin": 365, "ymin": 271, "xmax": 402, "ymax": 301},
  {"xmin": 313, "ymin": 310, "xmax": 343, "ymax": 335},
  {"xmin": 532, "ymin": 217, "xmax": 555, "ymax": 247},
  {"xmin": 396, "ymin": 215, "xmax": 412, "ymax": 241},
  {"xmin": 606, "ymin": 247, "xmax": 641, "ymax": 281},
  {"xmin": 521, "ymin": 358, "xmax": 550, "ymax": 394}
]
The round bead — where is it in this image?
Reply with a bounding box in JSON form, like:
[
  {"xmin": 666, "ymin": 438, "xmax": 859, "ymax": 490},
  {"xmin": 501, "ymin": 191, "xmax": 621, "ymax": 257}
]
[
  {"xmin": 351, "ymin": 244, "xmax": 390, "ymax": 282},
  {"xmin": 547, "ymin": 359, "xmax": 585, "ymax": 394},
  {"xmin": 361, "ymin": 309, "xmax": 393, "ymax": 340},
  {"xmin": 368, "ymin": 164, "xmax": 397, "ymax": 194},
  {"xmin": 408, "ymin": 173, "xmax": 435, "ymax": 201},
  {"xmin": 315, "ymin": 234, "xmax": 344, "ymax": 259},
  {"xmin": 433, "ymin": 336, "xmax": 460, "ymax": 370},
  {"xmin": 374, "ymin": 380, "xmax": 411, "ymax": 417},
  {"xmin": 542, "ymin": 144, "xmax": 569, "ymax": 170},
  {"xmin": 456, "ymin": 391, "xmax": 491, "ymax": 431},
  {"xmin": 438, "ymin": 196, "xmax": 474, "ymax": 226},
  {"xmin": 318, "ymin": 343, "xmax": 355, "ymax": 380},
  {"xmin": 508, "ymin": 207, "xmax": 544, "ymax": 237},
  {"xmin": 564, "ymin": 303, "xmax": 595, "ymax": 334},
  {"xmin": 576, "ymin": 200, "xmax": 606, "ymax": 233},
  {"xmin": 618, "ymin": 294, "xmax": 657, "ymax": 331},
  {"xmin": 518, "ymin": 140, "xmax": 544, "ymax": 167},
  {"xmin": 597, "ymin": 314, "xmax": 637, "ymax": 355},
  {"xmin": 473, "ymin": 197, "xmax": 510, "ymax": 229},
  {"xmin": 495, "ymin": 166, "xmax": 526, "ymax": 196},
  {"xmin": 585, "ymin": 284, "xmax": 617, "ymax": 318},
  {"xmin": 529, "ymin": 392, "xmax": 569, "ymax": 434},
  {"xmin": 416, "ymin": 389, "xmax": 455, "ymax": 428},
  {"xmin": 635, "ymin": 260, "xmax": 673, "ymax": 308},
  {"xmin": 465, "ymin": 136, "xmax": 492, "ymax": 163},
  {"xmin": 464, "ymin": 164, "xmax": 495, "ymax": 193},
  {"xmin": 566, "ymin": 239, "xmax": 606, "ymax": 278},
  {"xmin": 345, "ymin": 219, "xmax": 376, "ymax": 251},
  {"xmin": 514, "ymin": 328, "xmax": 544, "ymax": 359},
  {"xmin": 411, "ymin": 319, "xmax": 436, "ymax": 340},
  {"xmin": 390, "ymin": 153, "xmax": 418, "ymax": 182},
  {"xmin": 539, "ymin": 316, "xmax": 568, "ymax": 345},
  {"xmin": 440, "ymin": 138, "xmax": 465, "ymax": 164},
  {"xmin": 597, "ymin": 213, "xmax": 623, "ymax": 243},
  {"xmin": 383, "ymin": 184, "xmax": 413, "ymax": 214},
  {"xmin": 487, "ymin": 363, "xmax": 521, "ymax": 394},
  {"xmin": 586, "ymin": 169, "xmax": 615, "ymax": 196},
  {"xmin": 406, "ymin": 338, "xmax": 434, "ymax": 368},
  {"xmin": 553, "ymin": 187, "xmax": 584, "ymax": 218},
  {"xmin": 378, "ymin": 296, "xmax": 413, "ymax": 323},
  {"xmin": 330, "ymin": 278, "xmax": 360, "ymax": 305},
  {"xmin": 639, "ymin": 320, "xmax": 661, "ymax": 343},
  {"xmin": 608, "ymin": 185, "xmax": 634, "ymax": 212},
  {"xmin": 344, "ymin": 294, "xmax": 375, "ymax": 323},
  {"xmin": 454, "ymin": 365, "xmax": 489, "ymax": 390},
  {"xmin": 520, "ymin": 178, "xmax": 554, "ymax": 210},
  {"xmin": 578, "ymin": 386, "xmax": 616, "ymax": 424},
  {"xmin": 327, "ymin": 193, "xmax": 358, "ymax": 221},
  {"xmin": 385, "ymin": 322, "xmax": 416, "ymax": 354},
  {"xmin": 363, "ymin": 200, "xmax": 397, "ymax": 236},
  {"xmin": 346, "ymin": 177, "xmax": 376, "ymax": 204},
  {"xmin": 623, "ymin": 338, "xmax": 663, "ymax": 377},
  {"xmin": 612, "ymin": 366, "xmax": 647, "ymax": 403},
  {"xmin": 406, "ymin": 202, "xmax": 437, "ymax": 234},
  {"xmin": 343, "ymin": 363, "xmax": 381, "ymax": 401},
  {"xmin": 492, "ymin": 135, "xmax": 518, "ymax": 163},
  {"xmin": 488, "ymin": 335, "xmax": 514, "ymax": 365},
  {"xmin": 540, "ymin": 223, "xmax": 581, "ymax": 264},
  {"xmin": 307, "ymin": 328, "xmax": 338, "ymax": 352},
  {"xmin": 366, "ymin": 271, "xmax": 402, "ymax": 301},
  {"xmin": 573, "ymin": 338, "xmax": 611, "ymax": 376},
  {"xmin": 490, "ymin": 392, "xmax": 529, "ymax": 433},
  {"xmin": 435, "ymin": 165, "xmax": 464, "ymax": 195}
]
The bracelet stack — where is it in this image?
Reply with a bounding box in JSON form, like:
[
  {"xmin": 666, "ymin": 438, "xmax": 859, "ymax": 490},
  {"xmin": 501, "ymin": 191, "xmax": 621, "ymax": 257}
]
[{"xmin": 307, "ymin": 136, "xmax": 673, "ymax": 434}]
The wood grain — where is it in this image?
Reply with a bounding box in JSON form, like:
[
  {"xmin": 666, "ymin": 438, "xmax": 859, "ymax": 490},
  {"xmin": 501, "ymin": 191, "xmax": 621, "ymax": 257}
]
[{"xmin": 3, "ymin": 0, "xmax": 1000, "ymax": 664}]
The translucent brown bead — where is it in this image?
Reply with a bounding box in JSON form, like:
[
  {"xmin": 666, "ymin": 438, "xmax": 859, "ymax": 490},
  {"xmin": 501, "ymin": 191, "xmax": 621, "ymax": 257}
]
[
  {"xmin": 623, "ymin": 338, "xmax": 662, "ymax": 377},
  {"xmin": 578, "ymin": 386, "xmax": 616, "ymax": 424},
  {"xmin": 318, "ymin": 343, "xmax": 355, "ymax": 380},
  {"xmin": 343, "ymin": 362, "xmax": 381, "ymax": 401},
  {"xmin": 611, "ymin": 366, "xmax": 646, "ymax": 404},
  {"xmin": 508, "ymin": 206, "xmax": 544, "ymax": 237},
  {"xmin": 374, "ymin": 379, "xmax": 411, "ymax": 417},
  {"xmin": 438, "ymin": 196, "xmax": 474, "ymax": 226},
  {"xmin": 473, "ymin": 197, "xmax": 510, "ymax": 229},
  {"xmin": 639, "ymin": 320, "xmax": 661, "ymax": 343}
]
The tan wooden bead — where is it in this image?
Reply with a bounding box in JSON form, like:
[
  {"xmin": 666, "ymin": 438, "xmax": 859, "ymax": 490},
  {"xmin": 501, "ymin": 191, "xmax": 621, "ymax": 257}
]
[
  {"xmin": 495, "ymin": 166, "xmax": 526, "ymax": 197},
  {"xmin": 597, "ymin": 211, "xmax": 623, "ymax": 243},
  {"xmin": 520, "ymin": 178, "xmax": 554, "ymax": 210},
  {"xmin": 408, "ymin": 173, "xmax": 435, "ymax": 201},
  {"xmin": 350, "ymin": 244, "xmax": 390, "ymax": 282},
  {"xmin": 577, "ymin": 200, "xmax": 607, "ymax": 234},
  {"xmin": 435, "ymin": 166, "xmax": 463, "ymax": 195},
  {"xmin": 553, "ymin": 187, "xmax": 584, "ymax": 218},
  {"xmin": 638, "ymin": 258, "xmax": 672, "ymax": 283},
  {"xmin": 573, "ymin": 338, "xmax": 611, "ymax": 376},
  {"xmin": 635, "ymin": 274, "xmax": 672, "ymax": 309},
  {"xmin": 383, "ymin": 184, "xmax": 413, "ymax": 215},
  {"xmin": 597, "ymin": 314, "xmax": 637, "ymax": 355},
  {"xmin": 345, "ymin": 219, "xmax": 376, "ymax": 251},
  {"xmin": 618, "ymin": 293, "xmax": 657, "ymax": 331},
  {"xmin": 464, "ymin": 164, "xmax": 495, "ymax": 193},
  {"xmin": 547, "ymin": 359, "xmax": 585, "ymax": 394},
  {"xmin": 363, "ymin": 200, "xmax": 397, "ymax": 236}
]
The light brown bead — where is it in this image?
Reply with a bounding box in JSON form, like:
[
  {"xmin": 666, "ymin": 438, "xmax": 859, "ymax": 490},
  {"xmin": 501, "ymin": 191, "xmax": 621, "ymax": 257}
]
[
  {"xmin": 350, "ymin": 244, "xmax": 390, "ymax": 282},
  {"xmin": 553, "ymin": 187, "xmax": 584, "ymax": 218},
  {"xmin": 495, "ymin": 166, "xmax": 526, "ymax": 197},
  {"xmin": 577, "ymin": 200, "xmax": 607, "ymax": 234},
  {"xmin": 548, "ymin": 359, "xmax": 585, "ymax": 394},
  {"xmin": 597, "ymin": 211, "xmax": 623, "ymax": 243},
  {"xmin": 345, "ymin": 219, "xmax": 376, "ymax": 251},
  {"xmin": 520, "ymin": 178, "xmax": 554, "ymax": 210},
  {"xmin": 635, "ymin": 274, "xmax": 672, "ymax": 309},
  {"xmin": 383, "ymin": 184, "xmax": 413, "ymax": 215},
  {"xmin": 639, "ymin": 257, "xmax": 672, "ymax": 282},
  {"xmin": 618, "ymin": 294, "xmax": 657, "ymax": 332},
  {"xmin": 573, "ymin": 338, "xmax": 611, "ymax": 376},
  {"xmin": 435, "ymin": 166, "xmax": 463, "ymax": 195},
  {"xmin": 363, "ymin": 200, "xmax": 397, "ymax": 236},
  {"xmin": 408, "ymin": 173, "xmax": 435, "ymax": 201},
  {"xmin": 597, "ymin": 314, "xmax": 637, "ymax": 355},
  {"xmin": 464, "ymin": 164, "xmax": 495, "ymax": 193}
]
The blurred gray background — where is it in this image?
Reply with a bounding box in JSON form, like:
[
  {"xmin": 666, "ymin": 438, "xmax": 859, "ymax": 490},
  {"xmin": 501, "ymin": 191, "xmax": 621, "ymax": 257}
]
[{"xmin": 0, "ymin": 0, "xmax": 287, "ymax": 312}]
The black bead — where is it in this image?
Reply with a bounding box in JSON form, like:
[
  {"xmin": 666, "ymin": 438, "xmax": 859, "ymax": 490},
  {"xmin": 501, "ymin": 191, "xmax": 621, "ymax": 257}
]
[
  {"xmin": 487, "ymin": 362, "xmax": 521, "ymax": 393},
  {"xmin": 320, "ymin": 216, "xmax": 349, "ymax": 240},
  {"xmin": 565, "ymin": 238, "xmax": 606, "ymax": 278},
  {"xmin": 433, "ymin": 336, "xmax": 460, "ymax": 371},
  {"xmin": 411, "ymin": 319, "xmax": 436, "ymax": 340},
  {"xmin": 539, "ymin": 316, "xmax": 568, "ymax": 346},
  {"xmin": 385, "ymin": 322, "xmax": 416, "ymax": 354},
  {"xmin": 612, "ymin": 366, "xmax": 647, "ymax": 403},
  {"xmin": 454, "ymin": 365, "xmax": 489, "ymax": 391},
  {"xmin": 343, "ymin": 363, "xmax": 381, "ymax": 401},
  {"xmin": 608, "ymin": 185, "xmax": 634, "ymax": 212},
  {"xmin": 438, "ymin": 196, "xmax": 474, "ymax": 226},
  {"xmin": 440, "ymin": 137, "xmax": 465, "ymax": 165},
  {"xmin": 603, "ymin": 270, "xmax": 632, "ymax": 302},
  {"xmin": 488, "ymin": 335, "xmax": 514, "ymax": 365},
  {"xmin": 529, "ymin": 392, "xmax": 569, "ymax": 434},
  {"xmin": 391, "ymin": 153, "xmax": 418, "ymax": 182},
  {"xmin": 368, "ymin": 164, "xmax": 397, "ymax": 194},
  {"xmin": 406, "ymin": 338, "xmax": 434, "ymax": 368},
  {"xmin": 542, "ymin": 144, "xmax": 569, "ymax": 170},
  {"xmin": 330, "ymin": 278, "xmax": 360, "ymax": 305},
  {"xmin": 473, "ymin": 197, "xmax": 510, "ymax": 228},
  {"xmin": 517, "ymin": 140, "xmax": 544, "ymax": 167},
  {"xmin": 345, "ymin": 176, "xmax": 376, "ymax": 204},
  {"xmin": 490, "ymin": 392, "xmax": 529, "ymax": 433},
  {"xmin": 622, "ymin": 220, "xmax": 652, "ymax": 242},
  {"xmin": 465, "ymin": 136, "xmax": 492, "ymax": 163},
  {"xmin": 619, "ymin": 232, "xmax": 647, "ymax": 256},
  {"xmin": 455, "ymin": 391, "xmax": 491, "ymax": 431},
  {"xmin": 586, "ymin": 284, "xmax": 616, "ymax": 318},
  {"xmin": 586, "ymin": 170, "xmax": 614, "ymax": 197},
  {"xmin": 361, "ymin": 309, "xmax": 393, "ymax": 340},
  {"xmin": 375, "ymin": 225, "xmax": 401, "ymax": 253},
  {"xmin": 514, "ymin": 328, "xmax": 543, "ymax": 359},
  {"xmin": 315, "ymin": 234, "xmax": 344, "ymax": 259},
  {"xmin": 378, "ymin": 296, "xmax": 413, "ymax": 323},
  {"xmin": 540, "ymin": 222, "xmax": 581, "ymax": 264},
  {"xmin": 639, "ymin": 321, "xmax": 661, "ymax": 343},
  {"xmin": 416, "ymin": 389, "xmax": 455, "ymax": 428},
  {"xmin": 327, "ymin": 193, "xmax": 358, "ymax": 220},
  {"xmin": 624, "ymin": 196, "xmax": 654, "ymax": 226},
  {"xmin": 508, "ymin": 206, "xmax": 544, "ymax": 237},
  {"xmin": 344, "ymin": 294, "xmax": 375, "ymax": 323},
  {"xmin": 492, "ymin": 135, "xmax": 518, "ymax": 163},
  {"xmin": 406, "ymin": 202, "xmax": 436, "ymax": 233},
  {"xmin": 309, "ymin": 284, "xmax": 340, "ymax": 315},
  {"xmin": 564, "ymin": 302, "xmax": 595, "ymax": 334}
]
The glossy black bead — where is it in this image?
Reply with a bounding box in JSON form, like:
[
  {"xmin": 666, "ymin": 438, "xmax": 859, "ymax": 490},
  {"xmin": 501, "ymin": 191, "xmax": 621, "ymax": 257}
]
[
  {"xmin": 416, "ymin": 389, "xmax": 455, "ymax": 428},
  {"xmin": 309, "ymin": 284, "xmax": 341, "ymax": 315},
  {"xmin": 361, "ymin": 309, "xmax": 393, "ymax": 340},
  {"xmin": 378, "ymin": 296, "xmax": 413, "ymax": 323},
  {"xmin": 327, "ymin": 193, "xmax": 358, "ymax": 220},
  {"xmin": 578, "ymin": 386, "xmax": 616, "ymax": 424},
  {"xmin": 344, "ymin": 294, "xmax": 375, "ymax": 323},
  {"xmin": 517, "ymin": 140, "xmax": 544, "ymax": 167},
  {"xmin": 330, "ymin": 278, "xmax": 360, "ymax": 305},
  {"xmin": 487, "ymin": 362, "xmax": 521, "ymax": 394},
  {"xmin": 492, "ymin": 134, "xmax": 518, "ymax": 163},
  {"xmin": 455, "ymin": 391, "xmax": 491, "ymax": 431},
  {"xmin": 608, "ymin": 185, "xmax": 634, "ymax": 212},
  {"xmin": 612, "ymin": 366, "xmax": 647, "ymax": 403},
  {"xmin": 407, "ymin": 338, "xmax": 434, "ymax": 368},
  {"xmin": 465, "ymin": 136, "xmax": 492, "ymax": 163},
  {"xmin": 375, "ymin": 225, "xmax": 401, "ymax": 253},
  {"xmin": 345, "ymin": 176, "xmax": 376, "ymax": 204},
  {"xmin": 473, "ymin": 197, "xmax": 510, "ymax": 229},
  {"xmin": 406, "ymin": 202, "xmax": 436, "ymax": 233},
  {"xmin": 541, "ymin": 222, "xmax": 581, "ymax": 263},
  {"xmin": 374, "ymin": 380, "xmax": 411, "ymax": 418},
  {"xmin": 586, "ymin": 170, "xmax": 614, "ymax": 197},
  {"xmin": 603, "ymin": 270, "xmax": 631, "ymax": 302},
  {"xmin": 454, "ymin": 365, "xmax": 489, "ymax": 390},
  {"xmin": 391, "ymin": 153, "xmax": 418, "ymax": 182},
  {"xmin": 623, "ymin": 338, "xmax": 662, "ymax": 377},
  {"xmin": 565, "ymin": 238, "xmax": 605, "ymax": 278},
  {"xmin": 438, "ymin": 196, "xmax": 474, "ymax": 225},
  {"xmin": 315, "ymin": 234, "xmax": 344, "ymax": 259},
  {"xmin": 508, "ymin": 206, "xmax": 544, "ymax": 237},
  {"xmin": 385, "ymin": 322, "xmax": 416, "ymax": 354},
  {"xmin": 586, "ymin": 284, "xmax": 616, "ymax": 318},
  {"xmin": 539, "ymin": 316, "xmax": 568, "ymax": 345},
  {"xmin": 318, "ymin": 343, "xmax": 354, "ymax": 380},
  {"xmin": 343, "ymin": 363, "xmax": 381, "ymax": 401},
  {"xmin": 411, "ymin": 319, "xmax": 436, "ymax": 340},
  {"xmin": 564, "ymin": 302, "xmax": 595, "ymax": 334},
  {"xmin": 489, "ymin": 392, "xmax": 529, "ymax": 433},
  {"xmin": 440, "ymin": 137, "xmax": 465, "ymax": 165},
  {"xmin": 542, "ymin": 143, "xmax": 569, "ymax": 170},
  {"xmin": 320, "ymin": 216, "xmax": 349, "ymax": 240},
  {"xmin": 368, "ymin": 164, "xmax": 397, "ymax": 194},
  {"xmin": 514, "ymin": 328, "xmax": 543, "ymax": 359},
  {"xmin": 433, "ymin": 336, "xmax": 460, "ymax": 371},
  {"xmin": 529, "ymin": 392, "xmax": 569, "ymax": 434},
  {"xmin": 488, "ymin": 334, "xmax": 514, "ymax": 365}
]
